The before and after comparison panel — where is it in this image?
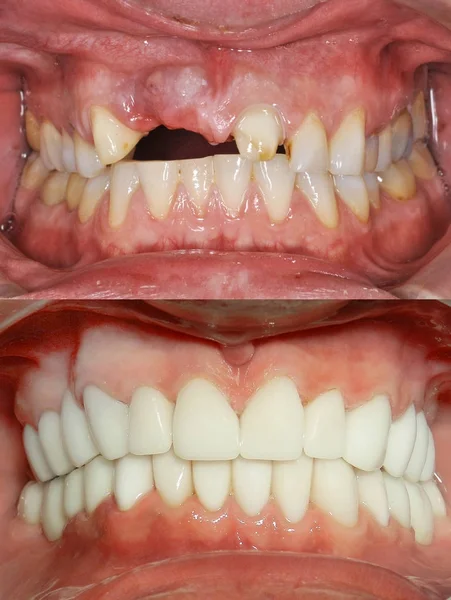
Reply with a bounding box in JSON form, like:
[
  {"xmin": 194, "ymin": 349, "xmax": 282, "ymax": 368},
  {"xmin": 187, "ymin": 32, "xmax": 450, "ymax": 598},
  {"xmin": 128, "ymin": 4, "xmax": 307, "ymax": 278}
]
[{"xmin": 1, "ymin": 1, "xmax": 451, "ymax": 600}]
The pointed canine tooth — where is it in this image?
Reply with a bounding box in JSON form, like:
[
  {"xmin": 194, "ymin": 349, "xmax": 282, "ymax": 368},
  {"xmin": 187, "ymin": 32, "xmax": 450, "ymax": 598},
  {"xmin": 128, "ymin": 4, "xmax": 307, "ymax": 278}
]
[
  {"xmin": 329, "ymin": 108, "xmax": 365, "ymax": 175},
  {"xmin": 254, "ymin": 155, "xmax": 295, "ymax": 223},
  {"xmin": 115, "ymin": 454, "xmax": 154, "ymax": 511},
  {"xmin": 232, "ymin": 457, "xmax": 272, "ymax": 517},
  {"xmin": 78, "ymin": 172, "xmax": 110, "ymax": 224},
  {"xmin": 41, "ymin": 121, "xmax": 64, "ymax": 172},
  {"xmin": 109, "ymin": 162, "xmax": 140, "ymax": 228},
  {"xmin": 408, "ymin": 142, "xmax": 436, "ymax": 180},
  {"xmin": 411, "ymin": 92, "xmax": 427, "ymax": 140},
  {"xmin": 404, "ymin": 412, "xmax": 429, "ymax": 482},
  {"xmin": 344, "ymin": 395, "xmax": 391, "ymax": 471},
  {"xmin": 383, "ymin": 472, "xmax": 411, "ymax": 528},
  {"xmin": 378, "ymin": 160, "xmax": 416, "ymax": 202},
  {"xmin": 23, "ymin": 425, "xmax": 54, "ymax": 482},
  {"xmin": 357, "ymin": 469, "xmax": 389, "ymax": 527},
  {"xmin": 383, "ymin": 404, "xmax": 417, "ymax": 478},
  {"xmin": 193, "ymin": 460, "xmax": 231, "ymax": 512},
  {"xmin": 405, "ymin": 481, "xmax": 434, "ymax": 545},
  {"xmin": 304, "ymin": 390, "xmax": 345, "ymax": 459},
  {"xmin": 21, "ymin": 153, "xmax": 50, "ymax": 190},
  {"xmin": 391, "ymin": 111, "xmax": 413, "ymax": 162},
  {"xmin": 240, "ymin": 377, "xmax": 303, "ymax": 461},
  {"xmin": 74, "ymin": 132, "xmax": 104, "ymax": 178},
  {"xmin": 153, "ymin": 448, "xmax": 193, "ymax": 507},
  {"xmin": 66, "ymin": 173, "xmax": 87, "ymax": 211},
  {"xmin": 180, "ymin": 157, "xmax": 214, "ymax": 213},
  {"xmin": 137, "ymin": 161, "xmax": 179, "ymax": 220},
  {"xmin": 272, "ymin": 454, "xmax": 312, "ymax": 523},
  {"xmin": 287, "ymin": 112, "xmax": 329, "ymax": 173},
  {"xmin": 62, "ymin": 130, "xmax": 77, "ymax": 173},
  {"xmin": 25, "ymin": 111, "xmax": 41, "ymax": 151},
  {"xmin": 129, "ymin": 387, "xmax": 173, "ymax": 456},
  {"xmin": 375, "ymin": 126, "xmax": 392, "ymax": 172},
  {"xmin": 18, "ymin": 482, "xmax": 44, "ymax": 525},
  {"xmin": 296, "ymin": 172, "xmax": 338, "ymax": 228},
  {"xmin": 83, "ymin": 385, "xmax": 129, "ymax": 460},
  {"xmin": 38, "ymin": 411, "xmax": 73, "ymax": 476},
  {"xmin": 41, "ymin": 172, "xmax": 70, "ymax": 207},
  {"xmin": 91, "ymin": 106, "xmax": 143, "ymax": 166},
  {"xmin": 213, "ymin": 155, "xmax": 251, "ymax": 216},
  {"xmin": 363, "ymin": 173, "xmax": 380, "ymax": 209},
  {"xmin": 64, "ymin": 467, "xmax": 85, "ymax": 519},
  {"xmin": 419, "ymin": 428, "xmax": 435, "ymax": 482},
  {"xmin": 364, "ymin": 135, "xmax": 379, "ymax": 172},
  {"xmin": 334, "ymin": 175, "xmax": 369, "ymax": 223},
  {"xmin": 84, "ymin": 455, "xmax": 114, "ymax": 514},
  {"xmin": 234, "ymin": 104, "xmax": 283, "ymax": 162},
  {"xmin": 61, "ymin": 390, "xmax": 99, "ymax": 467},
  {"xmin": 311, "ymin": 458, "xmax": 358, "ymax": 527},
  {"xmin": 42, "ymin": 478, "xmax": 66, "ymax": 541},
  {"xmin": 422, "ymin": 481, "xmax": 446, "ymax": 517},
  {"xmin": 173, "ymin": 378, "xmax": 239, "ymax": 460}
]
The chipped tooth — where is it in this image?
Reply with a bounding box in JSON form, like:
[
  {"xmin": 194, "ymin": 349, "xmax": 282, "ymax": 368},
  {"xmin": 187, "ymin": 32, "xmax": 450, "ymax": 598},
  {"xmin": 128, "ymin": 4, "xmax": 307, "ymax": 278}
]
[
  {"xmin": 74, "ymin": 132, "xmax": 104, "ymax": 178},
  {"xmin": 287, "ymin": 112, "xmax": 329, "ymax": 173},
  {"xmin": 234, "ymin": 104, "xmax": 284, "ymax": 162},
  {"xmin": 61, "ymin": 390, "xmax": 99, "ymax": 468},
  {"xmin": 254, "ymin": 155, "xmax": 295, "ymax": 223},
  {"xmin": 378, "ymin": 160, "xmax": 416, "ymax": 202},
  {"xmin": 296, "ymin": 172, "xmax": 338, "ymax": 228},
  {"xmin": 41, "ymin": 172, "xmax": 70, "ymax": 207},
  {"xmin": 115, "ymin": 454, "xmax": 154, "ymax": 511},
  {"xmin": 64, "ymin": 467, "xmax": 85, "ymax": 520},
  {"xmin": 66, "ymin": 173, "xmax": 87, "ymax": 211},
  {"xmin": 40, "ymin": 121, "xmax": 64, "ymax": 172},
  {"xmin": 391, "ymin": 111, "xmax": 413, "ymax": 162},
  {"xmin": 364, "ymin": 135, "xmax": 379, "ymax": 172},
  {"xmin": 383, "ymin": 472, "xmax": 411, "ymax": 529},
  {"xmin": 78, "ymin": 172, "xmax": 110, "ymax": 224},
  {"xmin": 137, "ymin": 161, "xmax": 179, "ymax": 220},
  {"xmin": 18, "ymin": 482, "xmax": 44, "ymax": 525},
  {"xmin": 404, "ymin": 412, "xmax": 429, "ymax": 483},
  {"xmin": 42, "ymin": 478, "xmax": 66, "ymax": 541},
  {"xmin": 213, "ymin": 155, "xmax": 251, "ymax": 216},
  {"xmin": 375, "ymin": 126, "xmax": 392, "ymax": 172},
  {"xmin": 180, "ymin": 157, "xmax": 214, "ymax": 213},
  {"xmin": 109, "ymin": 162, "xmax": 140, "ymax": 229},
  {"xmin": 38, "ymin": 411, "xmax": 73, "ymax": 476},
  {"xmin": 334, "ymin": 175, "xmax": 370, "ymax": 223},
  {"xmin": 21, "ymin": 153, "xmax": 49, "ymax": 190},
  {"xmin": 408, "ymin": 142, "xmax": 436, "ymax": 180},
  {"xmin": 422, "ymin": 481, "xmax": 446, "ymax": 517},
  {"xmin": 153, "ymin": 448, "xmax": 193, "ymax": 507},
  {"xmin": 90, "ymin": 106, "xmax": 143, "ymax": 166},
  {"xmin": 304, "ymin": 390, "xmax": 345, "ymax": 460},
  {"xmin": 129, "ymin": 387, "xmax": 173, "ymax": 456},
  {"xmin": 193, "ymin": 460, "xmax": 231, "ymax": 512},
  {"xmin": 383, "ymin": 404, "xmax": 417, "ymax": 478},
  {"xmin": 232, "ymin": 457, "xmax": 272, "ymax": 517},
  {"xmin": 329, "ymin": 108, "xmax": 365, "ymax": 176},
  {"xmin": 405, "ymin": 481, "xmax": 434, "ymax": 545},
  {"xmin": 411, "ymin": 92, "xmax": 427, "ymax": 141},
  {"xmin": 62, "ymin": 130, "xmax": 77, "ymax": 173},
  {"xmin": 23, "ymin": 424, "xmax": 54, "ymax": 482},
  {"xmin": 25, "ymin": 111, "xmax": 41, "ymax": 152},
  {"xmin": 311, "ymin": 458, "xmax": 358, "ymax": 527},
  {"xmin": 357, "ymin": 469, "xmax": 389, "ymax": 527},
  {"xmin": 272, "ymin": 454, "xmax": 313, "ymax": 523},
  {"xmin": 84, "ymin": 455, "xmax": 114, "ymax": 514},
  {"xmin": 173, "ymin": 378, "xmax": 239, "ymax": 461},
  {"xmin": 419, "ymin": 428, "xmax": 435, "ymax": 482}
]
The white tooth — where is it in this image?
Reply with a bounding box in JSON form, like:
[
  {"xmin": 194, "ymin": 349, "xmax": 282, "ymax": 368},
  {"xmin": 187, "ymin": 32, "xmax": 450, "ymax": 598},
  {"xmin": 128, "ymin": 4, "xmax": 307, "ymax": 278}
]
[
  {"xmin": 115, "ymin": 454, "xmax": 154, "ymax": 511},
  {"xmin": 83, "ymin": 385, "xmax": 129, "ymax": 461},
  {"xmin": 419, "ymin": 428, "xmax": 435, "ymax": 482},
  {"xmin": 296, "ymin": 172, "xmax": 338, "ymax": 228},
  {"xmin": 383, "ymin": 472, "xmax": 411, "ymax": 529},
  {"xmin": 232, "ymin": 457, "xmax": 272, "ymax": 517},
  {"xmin": 18, "ymin": 482, "xmax": 44, "ymax": 525},
  {"xmin": 254, "ymin": 155, "xmax": 295, "ymax": 223},
  {"xmin": 233, "ymin": 104, "xmax": 283, "ymax": 162},
  {"xmin": 364, "ymin": 135, "xmax": 379, "ymax": 172},
  {"xmin": 173, "ymin": 378, "xmax": 239, "ymax": 461},
  {"xmin": 180, "ymin": 157, "xmax": 214, "ymax": 212},
  {"xmin": 74, "ymin": 132, "xmax": 104, "ymax": 178},
  {"xmin": 109, "ymin": 162, "xmax": 140, "ymax": 228},
  {"xmin": 152, "ymin": 448, "xmax": 193, "ymax": 507},
  {"xmin": 405, "ymin": 481, "xmax": 434, "ymax": 545},
  {"xmin": 391, "ymin": 111, "xmax": 413, "ymax": 162},
  {"xmin": 64, "ymin": 467, "xmax": 85, "ymax": 519},
  {"xmin": 411, "ymin": 92, "xmax": 427, "ymax": 141},
  {"xmin": 311, "ymin": 458, "xmax": 358, "ymax": 527},
  {"xmin": 363, "ymin": 173, "xmax": 380, "ymax": 209},
  {"xmin": 288, "ymin": 112, "xmax": 329, "ymax": 173},
  {"xmin": 375, "ymin": 126, "xmax": 392, "ymax": 172},
  {"xmin": 333, "ymin": 175, "xmax": 369, "ymax": 223},
  {"xmin": 213, "ymin": 155, "xmax": 251, "ymax": 216},
  {"xmin": 344, "ymin": 395, "xmax": 391, "ymax": 471},
  {"xmin": 61, "ymin": 390, "xmax": 99, "ymax": 467},
  {"xmin": 408, "ymin": 142, "xmax": 436, "ymax": 180},
  {"xmin": 41, "ymin": 172, "xmax": 70, "ymax": 207},
  {"xmin": 129, "ymin": 387, "xmax": 173, "ymax": 456},
  {"xmin": 84, "ymin": 455, "xmax": 114, "ymax": 514},
  {"xmin": 66, "ymin": 173, "xmax": 87, "ymax": 211},
  {"xmin": 356, "ymin": 469, "xmax": 389, "ymax": 527},
  {"xmin": 404, "ymin": 412, "xmax": 429, "ymax": 483},
  {"xmin": 78, "ymin": 173, "xmax": 110, "ymax": 224},
  {"xmin": 137, "ymin": 161, "xmax": 179, "ymax": 220},
  {"xmin": 240, "ymin": 376, "xmax": 303, "ymax": 461},
  {"xmin": 21, "ymin": 153, "xmax": 49, "ymax": 191},
  {"xmin": 25, "ymin": 111, "xmax": 41, "ymax": 151},
  {"xmin": 40, "ymin": 121, "xmax": 64, "ymax": 172},
  {"xmin": 42, "ymin": 479, "xmax": 66, "ymax": 541},
  {"xmin": 23, "ymin": 424, "xmax": 54, "ymax": 482},
  {"xmin": 272, "ymin": 454, "xmax": 313, "ymax": 523},
  {"xmin": 304, "ymin": 390, "xmax": 345, "ymax": 460},
  {"xmin": 378, "ymin": 160, "xmax": 416, "ymax": 202},
  {"xmin": 91, "ymin": 106, "xmax": 143, "ymax": 166},
  {"xmin": 61, "ymin": 130, "xmax": 77, "ymax": 173},
  {"xmin": 193, "ymin": 461, "xmax": 231, "ymax": 512},
  {"xmin": 383, "ymin": 404, "xmax": 417, "ymax": 478},
  {"xmin": 329, "ymin": 108, "xmax": 365, "ymax": 175},
  {"xmin": 422, "ymin": 481, "xmax": 446, "ymax": 517},
  {"xmin": 38, "ymin": 411, "xmax": 73, "ymax": 476}
]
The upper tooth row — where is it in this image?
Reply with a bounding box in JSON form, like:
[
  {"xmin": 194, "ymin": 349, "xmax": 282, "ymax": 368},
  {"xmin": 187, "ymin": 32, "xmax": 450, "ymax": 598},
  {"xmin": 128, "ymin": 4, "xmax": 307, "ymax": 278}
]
[{"xmin": 23, "ymin": 377, "xmax": 436, "ymax": 485}]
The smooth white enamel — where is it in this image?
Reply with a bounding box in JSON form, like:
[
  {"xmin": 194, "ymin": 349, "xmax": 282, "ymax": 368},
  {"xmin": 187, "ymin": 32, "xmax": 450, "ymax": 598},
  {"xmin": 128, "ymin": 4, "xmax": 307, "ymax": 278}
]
[
  {"xmin": 137, "ymin": 161, "xmax": 179, "ymax": 220},
  {"xmin": 333, "ymin": 175, "xmax": 369, "ymax": 222},
  {"xmin": 38, "ymin": 411, "xmax": 73, "ymax": 476},
  {"xmin": 62, "ymin": 130, "xmax": 77, "ymax": 173},
  {"xmin": 240, "ymin": 376, "xmax": 303, "ymax": 461},
  {"xmin": 288, "ymin": 113, "xmax": 329, "ymax": 173},
  {"xmin": 383, "ymin": 404, "xmax": 417, "ymax": 478},
  {"xmin": 311, "ymin": 458, "xmax": 358, "ymax": 527},
  {"xmin": 303, "ymin": 389, "xmax": 345, "ymax": 459},
  {"xmin": 213, "ymin": 155, "xmax": 251, "ymax": 215},
  {"xmin": 42, "ymin": 478, "xmax": 66, "ymax": 541},
  {"xmin": 84, "ymin": 385, "xmax": 129, "ymax": 460},
  {"xmin": 411, "ymin": 92, "xmax": 427, "ymax": 140},
  {"xmin": 405, "ymin": 412, "xmax": 429, "ymax": 483},
  {"xmin": 420, "ymin": 428, "xmax": 436, "ymax": 482},
  {"xmin": 21, "ymin": 154, "xmax": 49, "ymax": 191},
  {"xmin": 233, "ymin": 104, "xmax": 283, "ymax": 162},
  {"xmin": 91, "ymin": 106, "xmax": 143, "ymax": 165},
  {"xmin": 422, "ymin": 481, "xmax": 446, "ymax": 517},
  {"xmin": 296, "ymin": 172, "xmax": 338, "ymax": 228},
  {"xmin": 232, "ymin": 457, "xmax": 272, "ymax": 517},
  {"xmin": 61, "ymin": 390, "xmax": 99, "ymax": 467},
  {"xmin": 64, "ymin": 467, "xmax": 85, "ymax": 519},
  {"xmin": 129, "ymin": 387, "xmax": 173, "ymax": 456},
  {"xmin": 357, "ymin": 469, "xmax": 389, "ymax": 527},
  {"xmin": 180, "ymin": 157, "xmax": 214, "ymax": 212},
  {"xmin": 84, "ymin": 455, "xmax": 114, "ymax": 514},
  {"xmin": 193, "ymin": 460, "xmax": 231, "ymax": 512},
  {"xmin": 23, "ymin": 424, "xmax": 54, "ymax": 482},
  {"xmin": 391, "ymin": 112, "xmax": 412, "ymax": 162},
  {"xmin": 405, "ymin": 481, "xmax": 434, "ymax": 545},
  {"xmin": 363, "ymin": 173, "xmax": 380, "ymax": 209},
  {"xmin": 377, "ymin": 160, "xmax": 416, "ymax": 202},
  {"xmin": 272, "ymin": 454, "xmax": 313, "ymax": 523},
  {"xmin": 364, "ymin": 135, "xmax": 379, "ymax": 172},
  {"xmin": 254, "ymin": 155, "xmax": 295, "ymax": 222},
  {"xmin": 383, "ymin": 472, "xmax": 411, "ymax": 528},
  {"xmin": 18, "ymin": 482, "xmax": 44, "ymax": 525},
  {"xmin": 74, "ymin": 132, "xmax": 104, "ymax": 179},
  {"xmin": 109, "ymin": 162, "xmax": 140, "ymax": 228},
  {"xmin": 41, "ymin": 172, "xmax": 70, "ymax": 207},
  {"xmin": 344, "ymin": 395, "xmax": 391, "ymax": 471},
  {"xmin": 115, "ymin": 454, "xmax": 154, "ymax": 511},
  {"xmin": 66, "ymin": 173, "xmax": 87, "ymax": 211},
  {"xmin": 78, "ymin": 173, "xmax": 110, "ymax": 223},
  {"xmin": 375, "ymin": 126, "xmax": 392, "ymax": 172},
  {"xmin": 329, "ymin": 108, "xmax": 365, "ymax": 175},
  {"xmin": 152, "ymin": 448, "xmax": 193, "ymax": 507},
  {"xmin": 25, "ymin": 111, "xmax": 41, "ymax": 152},
  {"xmin": 41, "ymin": 121, "xmax": 64, "ymax": 172},
  {"xmin": 173, "ymin": 378, "xmax": 239, "ymax": 461}
]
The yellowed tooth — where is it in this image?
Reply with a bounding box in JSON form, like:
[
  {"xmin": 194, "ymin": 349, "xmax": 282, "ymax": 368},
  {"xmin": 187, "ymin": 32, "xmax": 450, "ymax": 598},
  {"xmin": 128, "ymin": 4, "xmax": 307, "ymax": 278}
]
[
  {"xmin": 329, "ymin": 107, "xmax": 365, "ymax": 176},
  {"xmin": 41, "ymin": 172, "xmax": 70, "ymax": 206},
  {"xmin": 109, "ymin": 162, "xmax": 140, "ymax": 229},
  {"xmin": 296, "ymin": 172, "xmax": 338, "ymax": 229},
  {"xmin": 287, "ymin": 112, "xmax": 329, "ymax": 173},
  {"xmin": 78, "ymin": 172, "xmax": 110, "ymax": 224},
  {"xmin": 25, "ymin": 111, "xmax": 41, "ymax": 152},
  {"xmin": 91, "ymin": 106, "xmax": 143, "ymax": 166},
  {"xmin": 391, "ymin": 111, "xmax": 413, "ymax": 162},
  {"xmin": 233, "ymin": 104, "xmax": 284, "ymax": 162},
  {"xmin": 41, "ymin": 121, "xmax": 64, "ymax": 172},
  {"xmin": 375, "ymin": 126, "xmax": 392, "ymax": 172},
  {"xmin": 254, "ymin": 155, "xmax": 295, "ymax": 223},
  {"xmin": 74, "ymin": 132, "xmax": 104, "ymax": 179},
  {"xmin": 378, "ymin": 159, "xmax": 416, "ymax": 201},
  {"xmin": 408, "ymin": 142, "xmax": 437, "ymax": 180},
  {"xmin": 66, "ymin": 173, "xmax": 87, "ymax": 211},
  {"xmin": 21, "ymin": 153, "xmax": 49, "ymax": 190},
  {"xmin": 213, "ymin": 155, "xmax": 251, "ymax": 216},
  {"xmin": 334, "ymin": 175, "xmax": 370, "ymax": 223},
  {"xmin": 62, "ymin": 130, "xmax": 77, "ymax": 173},
  {"xmin": 363, "ymin": 173, "xmax": 380, "ymax": 209},
  {"xmin": 364, "ymin": 135, "xmax": 379, "ymax": 172},
  {"xmin": 411, "ymin": 92, "xmax": 427, "ymax": 141},
  {"xmin": 180, "ymin": 157, "xmax": 214, "ymax": 213},
  {"xmin": 137, "ymin": 161, "xmax": 179, "ymax": 220}
]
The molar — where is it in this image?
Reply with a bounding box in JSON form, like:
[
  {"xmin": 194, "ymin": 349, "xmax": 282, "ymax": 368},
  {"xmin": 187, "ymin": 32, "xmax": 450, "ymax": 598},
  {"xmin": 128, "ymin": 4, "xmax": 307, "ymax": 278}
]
[
  {"xmin": 109, "ymin": 162, "xmax": 140, "ymax": 229},
  {"xmin": 411, "ymin": 92, "xmax": 427, "ymax": 141},
  {"xmin": 420, "ymin": 429, "xmax": 436, "ymax": 482},
  {"xmin": 377, "ymin": 160, "xmax": 416, "ymax": 202},
  {"xmin": 18, "ymin": 481, "xmax": 44, "ymax": 526},
  {"xmin": 41, "ymin": 172, "xmax": 70, "ymax": 207},
  {"xmin": 213, "ymin": 155, "xmax": 251, "ymax": 216},
  {"xmin": 90, "ymin": 106, "xmax": 143, "ymax": 166},
  {"xmin": 21, "ymin": 154, "xmax": 49, "ymax": 191},
  {"xmin": 25, "ymin": 111, "xmax": 41, "ymax": 152},
  {"xmin": 137, "ymin": 161, "xmax": 179, "ymax": 220},
  {"xmin": 329, "ymin": 108, "xmax": 365, "ymax": 176},
  {"xmin": 404, "ymin": 412, "xmax": 430, "ymax": 483},
  {"xmin": 253, "ymin": 155, "xmax": 296, "ymax": 223},
  {"xmin": 287, "ymin": 112, "xmax": 329, "ymax": 173},
  {"xmin": 405, "ymin": 481, "xmax": 434, "ymax": 545},
  {"xmin": 233, "ymin": 104, "xmax": 284, "ymax": 162},
  {"xmin": 422, "ymin": 481, "xmax": 447, "ymax": 517},
  {"xmin": 408, "ymin": 142, "xmax": 437, "ymax": 180},
  {"xmin": 391, "ymin": 111, "xmax": 413, "ymax": 162},
  {"xmin": 296, "ymin": 172, "xmax": 339, "ymax": 229}
]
